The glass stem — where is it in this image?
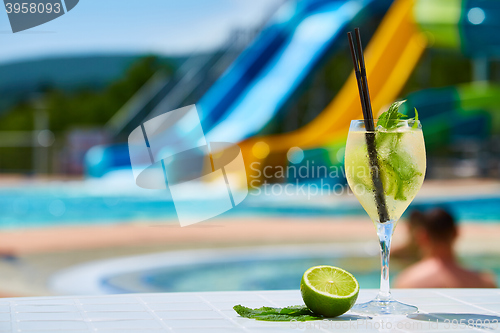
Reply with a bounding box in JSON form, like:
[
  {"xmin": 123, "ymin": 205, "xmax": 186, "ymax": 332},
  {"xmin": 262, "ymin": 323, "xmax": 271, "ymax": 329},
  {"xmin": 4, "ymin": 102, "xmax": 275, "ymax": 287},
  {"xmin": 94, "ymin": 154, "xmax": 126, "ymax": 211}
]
[{"xmin": 376, "ymin": 220, "xmax": 396, "ymax": 301}]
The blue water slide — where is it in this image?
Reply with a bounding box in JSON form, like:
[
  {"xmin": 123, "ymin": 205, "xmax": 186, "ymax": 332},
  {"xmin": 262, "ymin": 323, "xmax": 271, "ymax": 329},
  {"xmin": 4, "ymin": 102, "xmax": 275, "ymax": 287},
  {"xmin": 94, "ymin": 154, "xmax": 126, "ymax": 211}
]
[
  {"xmin": 86, "ymin": 0, "xmax": 391, "ymax": 177},
  {"xmin": 198, "ymin": 0, "xmax": 366, "ymax": 128},
  {"xmin": 205, "ymin": 0, "xmax": 381, "ymax": 143},
  {"xmin": 86, "ymin": 0, "xmax": 311, "ymax": 177}
]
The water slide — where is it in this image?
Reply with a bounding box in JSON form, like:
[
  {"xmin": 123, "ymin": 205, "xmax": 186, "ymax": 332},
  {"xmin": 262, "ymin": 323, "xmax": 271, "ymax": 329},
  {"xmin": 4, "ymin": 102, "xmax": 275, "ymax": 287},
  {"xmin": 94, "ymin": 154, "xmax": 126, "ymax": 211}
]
[
  {"xmin": 86, "ymin": 0, "xmax": 393, "ymax": 177},
  {"xmin": 401, "ymin": 84, "xmax": 500, "ymax": 150},
  {"xmin": 203, "ymin": 0, "xmax": 391, "ymax": 142},
  {"xmin": 414, "ymin": 0, "xmax": 500, "ymax": 56},
  {"xmin": 395, "ymin": 0, "xmax": 500, "ymax": 154},
  {"xmin": 241, "ymin": 0, "xmax": 500, "ymax": 181},
  {"xmin": 408, "ymin": 0, "xmax": 500, "ymax": 142},
  {"xmin": 106, "ymin": 48, "xmax": 241, "ymax": 139},
  {"xmin": 87, "ymin": 42, "xmax": 248, "ymax": 177},
  {"xmin": 238, "ymin": 0, "xmax": 427, "ymax": 177}
]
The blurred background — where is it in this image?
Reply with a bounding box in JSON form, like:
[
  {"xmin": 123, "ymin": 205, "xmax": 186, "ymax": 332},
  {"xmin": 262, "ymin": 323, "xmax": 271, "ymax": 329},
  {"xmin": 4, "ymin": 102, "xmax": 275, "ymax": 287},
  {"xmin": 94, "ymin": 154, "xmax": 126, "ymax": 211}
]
[{"xmin": 0, "ymin": 0, "xmax": 499, "ymax": 296}]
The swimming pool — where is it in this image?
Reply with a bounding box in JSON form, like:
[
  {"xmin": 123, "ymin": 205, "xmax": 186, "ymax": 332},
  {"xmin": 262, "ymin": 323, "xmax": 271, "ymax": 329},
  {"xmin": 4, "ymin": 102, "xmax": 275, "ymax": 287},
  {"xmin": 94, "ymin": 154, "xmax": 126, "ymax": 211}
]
[
  {"xmin": 50, "ymin": 244, "xmax": 500, "ymax": 295},
  {"xmin": 1, "ymin": 180, "xmax": 500, "ymax": 229}
]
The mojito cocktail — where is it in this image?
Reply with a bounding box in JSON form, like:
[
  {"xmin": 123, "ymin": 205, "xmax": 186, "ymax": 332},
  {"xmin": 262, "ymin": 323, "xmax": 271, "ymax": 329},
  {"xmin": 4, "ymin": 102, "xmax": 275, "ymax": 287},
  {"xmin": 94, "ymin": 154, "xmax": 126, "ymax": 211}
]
[{"xmin": 345, "ymin": 118, "xmax": 426, "ymax": 315}]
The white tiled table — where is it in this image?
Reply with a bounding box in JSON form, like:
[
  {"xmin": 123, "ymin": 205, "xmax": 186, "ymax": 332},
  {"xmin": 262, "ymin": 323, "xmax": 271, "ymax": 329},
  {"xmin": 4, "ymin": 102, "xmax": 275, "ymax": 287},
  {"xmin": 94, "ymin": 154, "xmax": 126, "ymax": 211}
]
[{"xmin": 0, "ymin": 289, "xmax": 499, "ymax": 332}]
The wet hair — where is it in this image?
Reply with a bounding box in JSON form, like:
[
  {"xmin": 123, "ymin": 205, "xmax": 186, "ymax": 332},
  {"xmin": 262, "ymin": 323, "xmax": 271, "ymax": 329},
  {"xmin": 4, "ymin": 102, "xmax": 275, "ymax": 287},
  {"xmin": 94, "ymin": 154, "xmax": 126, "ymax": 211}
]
[{"xmin": 409, "ymin": 208, "xmax": 457, "ymax": 242}]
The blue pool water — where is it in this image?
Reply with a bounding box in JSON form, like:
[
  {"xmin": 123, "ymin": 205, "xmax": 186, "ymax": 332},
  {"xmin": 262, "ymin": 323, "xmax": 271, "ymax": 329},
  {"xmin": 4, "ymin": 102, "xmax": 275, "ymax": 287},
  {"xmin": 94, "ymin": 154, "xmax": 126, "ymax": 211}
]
[
  {"xmin": 102, "ymin": 256, "xmax": 383, "ymax": 293},
  {"xmin": 0, "ymin": 188, "xmax": 176, "ymax": 229},
  {"xmin": 1, "ymin": 182, "xmax": 499, "ymax": 229},
  {"xmin": 50, "ymin": 245, "xmax": 500, "ymax": 295},
  {"xmin": 102, "ymin": 254, "xmax": 500, "ymax": 293}
]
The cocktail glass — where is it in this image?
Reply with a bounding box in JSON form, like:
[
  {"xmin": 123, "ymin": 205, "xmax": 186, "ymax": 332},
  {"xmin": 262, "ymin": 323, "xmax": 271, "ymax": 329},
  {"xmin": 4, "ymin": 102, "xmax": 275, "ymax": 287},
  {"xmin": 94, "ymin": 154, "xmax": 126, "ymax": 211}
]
[{"xmin": 344, "ymin": 119, "xmax": 426, "ymax": 315}]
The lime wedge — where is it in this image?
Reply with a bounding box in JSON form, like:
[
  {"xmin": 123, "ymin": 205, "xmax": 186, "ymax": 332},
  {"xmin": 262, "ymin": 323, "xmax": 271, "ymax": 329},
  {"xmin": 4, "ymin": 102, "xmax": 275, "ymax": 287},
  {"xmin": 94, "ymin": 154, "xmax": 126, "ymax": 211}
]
[{"xmin": 300, "ymin": 266, "xmax": 359, "ymax": 317}]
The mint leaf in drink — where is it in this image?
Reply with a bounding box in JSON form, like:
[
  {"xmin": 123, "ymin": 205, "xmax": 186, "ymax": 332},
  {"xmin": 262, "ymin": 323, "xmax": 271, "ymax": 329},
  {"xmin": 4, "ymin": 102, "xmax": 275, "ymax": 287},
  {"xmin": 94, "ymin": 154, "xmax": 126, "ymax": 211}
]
[
  {"xmin": 376, "ymin": 100, "xmax": 407, "ymax": 130},
  {"xmin": 233, "ymin": 305, "xmax": 321, "ymax": 321},
  {"xmin": 379, "ymin": 150, "xmax": 422, "ymax": 201},
  {"xmin": 412, "ymin": 108, "xmax": 419, "ymax": 129},
  {"xmin": 376, "ymin": 100, "xmax": 419, "ymax": 131},
  {"xmin": 374, "ymin": 101, "xmax": 422, "ymax": 201}
]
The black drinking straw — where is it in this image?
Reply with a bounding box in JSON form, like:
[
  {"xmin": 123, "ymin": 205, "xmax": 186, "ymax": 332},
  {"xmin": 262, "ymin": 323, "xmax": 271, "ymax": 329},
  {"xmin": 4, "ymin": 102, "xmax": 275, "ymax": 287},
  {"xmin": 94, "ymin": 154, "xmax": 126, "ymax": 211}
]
[{"xmin": 347, "ymin": 28, "xmax": 390, "ymax": 223}]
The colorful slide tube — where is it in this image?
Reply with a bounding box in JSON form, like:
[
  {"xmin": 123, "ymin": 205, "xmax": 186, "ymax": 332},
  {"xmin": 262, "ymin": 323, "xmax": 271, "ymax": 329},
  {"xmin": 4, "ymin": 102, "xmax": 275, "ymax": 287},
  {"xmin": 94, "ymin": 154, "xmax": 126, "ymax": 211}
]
[
  {"xmin": 239, "ymin": 0, "xmax": 427, "ymax": 181},
  {"xmin": 280, "ymin": 83, "xmax": 500, "ymax": 186},
  {"xmin": 243, "ymin": 0, "xmax": 500, "ymax": 184},
  {"xmin": 86, "ymin": 0, "xmax": 392, "ymax": 177},
  {"xmin": 401, "ymin": 83, "xmax": 500, "ymax": 150}
]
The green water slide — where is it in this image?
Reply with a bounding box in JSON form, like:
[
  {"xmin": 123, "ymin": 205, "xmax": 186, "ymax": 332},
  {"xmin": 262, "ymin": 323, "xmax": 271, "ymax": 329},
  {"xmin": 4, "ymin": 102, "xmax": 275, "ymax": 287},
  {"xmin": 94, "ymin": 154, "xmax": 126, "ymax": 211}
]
[
  {"xmin": 405, "ymin": 0, "xmax": 500, "ymax": 150},
  {"xmin": 415, "ymin": 0, "xmax": 500, "ymax": 55},
  {"xmin": 401, "ymin": 84, "xmax": 500, "ymax": 151},
  {"xmin": 295, "ymin": 83, "xmax": 500, "ymax": 184},
  {"xmin": 290, "ymin": 0, "xmax": 500, "ymax": 181}
]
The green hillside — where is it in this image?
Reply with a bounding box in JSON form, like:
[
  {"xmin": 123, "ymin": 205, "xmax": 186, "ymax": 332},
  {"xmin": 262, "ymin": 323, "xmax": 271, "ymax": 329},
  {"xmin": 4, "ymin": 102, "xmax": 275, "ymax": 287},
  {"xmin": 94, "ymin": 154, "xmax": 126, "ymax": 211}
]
[{"xmin": 0, "ymin": 54, "xmax": 187, "ymax": 113}]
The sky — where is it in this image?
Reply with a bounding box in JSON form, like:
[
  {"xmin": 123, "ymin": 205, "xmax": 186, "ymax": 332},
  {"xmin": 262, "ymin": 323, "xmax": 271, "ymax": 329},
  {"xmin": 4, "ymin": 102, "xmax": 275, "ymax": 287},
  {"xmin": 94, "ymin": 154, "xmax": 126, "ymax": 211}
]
[{"xmin": 0, "ymin": 0, "xmax": 283, "ymax": 65}]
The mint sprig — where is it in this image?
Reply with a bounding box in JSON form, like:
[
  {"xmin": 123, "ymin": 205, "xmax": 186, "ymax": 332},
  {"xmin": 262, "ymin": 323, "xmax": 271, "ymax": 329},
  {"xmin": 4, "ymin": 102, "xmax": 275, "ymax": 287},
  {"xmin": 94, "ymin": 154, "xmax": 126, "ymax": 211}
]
[
  {"xmin": 412, "ymin": 108, "xmax": 419, "ymax": 129},
  {"xmin": 376, "ymin": 100, "xmax": 419, "ymax": 130},
  {"xmin": 376, "ymin": 100, "xmax": 407, "ymax": 130},
  {"xmin": 373, "ymin": 100, "xmax": 422, "ymax": 201},
  {"xmin": 233, "ymin": 305, "xmax": 322, "ymax": 321}
]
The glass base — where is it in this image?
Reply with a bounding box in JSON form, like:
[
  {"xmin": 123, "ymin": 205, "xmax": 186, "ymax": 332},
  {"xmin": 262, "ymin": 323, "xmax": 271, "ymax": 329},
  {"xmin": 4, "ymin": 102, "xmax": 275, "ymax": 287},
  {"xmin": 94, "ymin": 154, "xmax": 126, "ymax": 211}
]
[{"xmin": 352, "ymin": 297, "xmax": 418, "ymax": 316}]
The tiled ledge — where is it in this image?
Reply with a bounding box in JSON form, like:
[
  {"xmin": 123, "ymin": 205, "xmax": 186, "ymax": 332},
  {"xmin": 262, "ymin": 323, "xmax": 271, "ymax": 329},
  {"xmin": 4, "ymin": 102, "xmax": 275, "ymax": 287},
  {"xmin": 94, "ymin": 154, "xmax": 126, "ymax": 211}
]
[{"xmin": 0, "ymin": 289, "xmax": 499, "ymax": 332}]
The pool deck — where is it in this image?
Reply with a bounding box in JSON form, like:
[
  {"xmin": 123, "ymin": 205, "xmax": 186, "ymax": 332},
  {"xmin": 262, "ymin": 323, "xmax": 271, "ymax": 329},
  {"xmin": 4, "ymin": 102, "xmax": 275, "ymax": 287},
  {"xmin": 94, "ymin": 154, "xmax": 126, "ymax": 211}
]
[
  {"xmin": 0, "ymin": 179, "xmax": 498, "ymax": 297},
  {"xmin": 0, "ymin": 289, "xmax": 499, "ymax": 332}
]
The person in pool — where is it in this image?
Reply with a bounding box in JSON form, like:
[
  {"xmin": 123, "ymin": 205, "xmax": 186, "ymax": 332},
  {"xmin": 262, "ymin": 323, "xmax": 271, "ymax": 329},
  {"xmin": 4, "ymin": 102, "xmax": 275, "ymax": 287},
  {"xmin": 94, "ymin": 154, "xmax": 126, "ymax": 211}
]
[{"xmin": 395, "ymin": 208, "xmax": 497, "ymax": 288}]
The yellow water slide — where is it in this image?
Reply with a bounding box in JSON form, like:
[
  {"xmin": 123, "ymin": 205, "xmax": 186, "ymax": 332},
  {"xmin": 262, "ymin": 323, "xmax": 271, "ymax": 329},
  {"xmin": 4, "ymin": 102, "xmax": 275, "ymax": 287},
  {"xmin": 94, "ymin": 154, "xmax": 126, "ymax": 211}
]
[{"xmin": 240, "ymin": 0, "xmax": 428, "ymax": 176}]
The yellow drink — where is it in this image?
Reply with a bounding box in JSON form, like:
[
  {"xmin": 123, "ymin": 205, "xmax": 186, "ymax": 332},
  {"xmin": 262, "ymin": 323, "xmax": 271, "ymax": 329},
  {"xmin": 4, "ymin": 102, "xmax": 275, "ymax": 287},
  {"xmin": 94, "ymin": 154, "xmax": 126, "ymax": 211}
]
[{"xmin": 345, "ymin": 125, "xmax": 426, "ymax": 223}]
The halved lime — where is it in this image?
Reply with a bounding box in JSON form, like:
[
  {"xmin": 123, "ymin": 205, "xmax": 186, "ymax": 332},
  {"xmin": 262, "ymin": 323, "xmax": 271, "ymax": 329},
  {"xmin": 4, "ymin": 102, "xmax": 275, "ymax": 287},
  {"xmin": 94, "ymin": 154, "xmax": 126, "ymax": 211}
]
[{"xmin": 300, "ymin": 266, "xmax": 359, "ymax": 317}]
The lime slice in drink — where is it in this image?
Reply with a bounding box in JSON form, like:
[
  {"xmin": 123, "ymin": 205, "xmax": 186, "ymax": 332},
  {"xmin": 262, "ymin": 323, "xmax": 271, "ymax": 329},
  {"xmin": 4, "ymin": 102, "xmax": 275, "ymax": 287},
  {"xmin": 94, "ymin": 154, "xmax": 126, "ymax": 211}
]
[{"xmin": 300, "ymin": 266, "xmax": 359, "ymax": 317}]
